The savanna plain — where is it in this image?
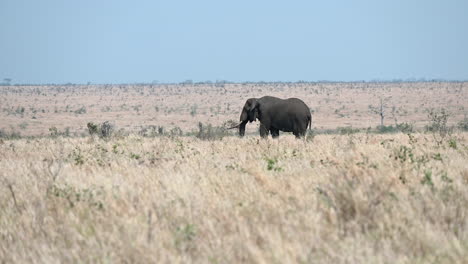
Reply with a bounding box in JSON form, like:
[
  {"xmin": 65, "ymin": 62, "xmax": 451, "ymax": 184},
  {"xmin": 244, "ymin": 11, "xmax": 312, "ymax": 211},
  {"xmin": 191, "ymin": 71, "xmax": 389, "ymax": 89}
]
[{"xmin": 1, "ymin": 82, "xmax": 468, "ymax": 263}]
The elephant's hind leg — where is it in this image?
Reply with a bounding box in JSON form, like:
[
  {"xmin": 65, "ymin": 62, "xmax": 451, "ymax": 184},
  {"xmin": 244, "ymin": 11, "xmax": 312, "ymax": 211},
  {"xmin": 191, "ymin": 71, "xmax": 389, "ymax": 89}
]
[
  {"xmin": 270, "ymin": 128, "xmax": 279, "ymax": 138},
  {"xmin": 293, "ymin": 130, "xmax": 306, "ymax": 139}
]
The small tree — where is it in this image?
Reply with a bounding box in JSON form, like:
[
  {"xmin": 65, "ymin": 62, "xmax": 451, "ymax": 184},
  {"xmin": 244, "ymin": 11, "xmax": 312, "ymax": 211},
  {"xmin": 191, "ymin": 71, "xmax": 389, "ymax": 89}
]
[
  {"xmin": 369, "ymin": 97, "xmax": 391, "ymax": 127},
  {"xmin": 425, "ymin": 108, "xmax": 453, "ymax": 146}
]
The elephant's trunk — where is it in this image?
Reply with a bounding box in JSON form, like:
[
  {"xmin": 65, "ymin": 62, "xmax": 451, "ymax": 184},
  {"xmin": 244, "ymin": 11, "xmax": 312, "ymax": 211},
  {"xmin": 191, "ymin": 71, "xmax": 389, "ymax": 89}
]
[
  {"xmin": 227, "ymin": 122, "xmax": 242, "ymax": 129},
  {"xmin": 228, "ymin": 121, "xmax": 247, "ymax": 137},
  {"xmin": 239, "ymin": 121, "xmax": 247, "ymax": 137},
  {"xmin": 240, "ymin": 110, "xmax": 248, "ymax": 123},
  {"xmin": 227, "ymin": 121, "xmax": 247, "ymax": 137}
]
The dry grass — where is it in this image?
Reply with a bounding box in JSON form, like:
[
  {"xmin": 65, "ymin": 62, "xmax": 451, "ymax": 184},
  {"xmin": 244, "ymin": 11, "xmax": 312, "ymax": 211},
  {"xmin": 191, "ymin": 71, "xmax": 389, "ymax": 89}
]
[{"xmin": 1, "ymin": 132, "xmax": 467, "ymax": 263}]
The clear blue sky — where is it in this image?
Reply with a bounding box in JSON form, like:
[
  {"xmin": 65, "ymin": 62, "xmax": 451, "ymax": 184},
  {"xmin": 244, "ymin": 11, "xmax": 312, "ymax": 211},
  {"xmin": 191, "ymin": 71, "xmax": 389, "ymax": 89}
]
[{"xmin": 1, "ymin": 0, "xmax": 467, "ymax": 84}]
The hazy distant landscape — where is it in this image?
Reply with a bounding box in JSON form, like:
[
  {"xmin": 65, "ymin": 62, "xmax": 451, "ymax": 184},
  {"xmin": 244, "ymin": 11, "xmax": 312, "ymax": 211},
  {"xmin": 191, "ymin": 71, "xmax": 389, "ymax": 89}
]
[{"xmin": 1, "ymin": 81, "xmax": 467, "ymax": 137}]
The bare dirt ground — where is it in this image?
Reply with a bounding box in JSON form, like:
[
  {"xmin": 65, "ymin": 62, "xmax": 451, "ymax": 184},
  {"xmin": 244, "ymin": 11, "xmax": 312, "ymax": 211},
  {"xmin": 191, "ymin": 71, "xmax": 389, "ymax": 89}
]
[{"xmin": 1, "ymin": 82, "xmax": 466, "ymax": 136}]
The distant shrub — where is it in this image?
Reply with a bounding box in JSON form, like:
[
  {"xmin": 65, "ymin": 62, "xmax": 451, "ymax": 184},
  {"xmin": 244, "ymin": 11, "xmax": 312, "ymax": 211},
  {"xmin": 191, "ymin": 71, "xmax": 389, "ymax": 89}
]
[
  {"xmin": 18, "ymin": 122, "xmax": 29, "ymax": 130},
  {"xmin": 74, "ymin": 106, "xmax": 87, "ymax": 115},
  {"xmin": 112, "ymin": 128, "xmax": 129, "ymax": 138},
  {"xmin": 190, "ymin": 105, "xmax": 198, "ymax": 117},
  {"xmin": 169, "ymin": 126, "xmax": 183, "ymax": 137},
  {"xmin": 196, "ymin": 122, "xmax": 231, "ymax": 140},
  {"xmin": 15, "ymin": 106, "xmax": 25, "ymax": 116},
  {"xmin": 48, "ymin": 126, "xmax": 71, "ymax": 137},
  {"xmin": 457, "ymin": 116, "xmax": 468, "ymax": 131},
  {"xmin": 425, "ymin": 108, "xmax": 453, "ymax": 145},
  {"xmin": 395, "ymin": 122, "xmax": 414, "ymax": 133},
  {"xmin": 139, "ymin": 125, "xmax": 165, "ymax": 137},
  {"xmin": 337, "ymin": 127, "xmax": 360, "ymax": 135},
  {"xmin": 139, "ymin": 125, "xmax": 154, "ymax": 137},
  {"xmin": 87, "ymin": 121, "xmax": 114, "ymax": 139},
  {"xmin": 0, "ymin": 129, "xmax": 21, "ymax": 139},
  {"xmin": 87, "ymin": 123, "xmax": 99, "ymax": 135},
  {"xmin": 49, "ymin": 126, "xmax": 59, "ymax": 137},
  {"xmin": 376, "ymin": 125, "xmax": 397, "ymax": 134},
  {"xmin": 100, "ymin": 121, "xmax": 113, "ymax": 138},
  {"xmin": 64, "ymin": 127, "xmax": 70, "ymax": 137},
  {"xmin": 375, "ymin": 123, "xmax": 413, "ymax": 134}
]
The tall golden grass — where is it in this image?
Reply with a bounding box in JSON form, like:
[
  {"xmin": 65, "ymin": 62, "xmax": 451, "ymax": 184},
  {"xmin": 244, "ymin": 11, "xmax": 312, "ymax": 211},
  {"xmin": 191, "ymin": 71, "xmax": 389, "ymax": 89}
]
[{"xmin": 1, "ymin": 133, "xmax": 467, "ymax": 263}]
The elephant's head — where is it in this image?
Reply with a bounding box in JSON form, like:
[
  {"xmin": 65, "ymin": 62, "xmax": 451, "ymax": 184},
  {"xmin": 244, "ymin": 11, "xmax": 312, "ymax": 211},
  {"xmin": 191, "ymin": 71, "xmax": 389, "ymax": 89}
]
[
  {"xmin": 241, "ymin": 98, "xmax": 259, "ymax": 123},
  {"xmin": 228, "ymin": 98, "xmax": 259, "ymax": 136}
]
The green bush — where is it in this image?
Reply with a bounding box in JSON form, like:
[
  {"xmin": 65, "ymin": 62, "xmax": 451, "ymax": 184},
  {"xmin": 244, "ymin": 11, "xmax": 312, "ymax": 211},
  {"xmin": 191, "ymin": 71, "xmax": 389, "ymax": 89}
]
[
  {"xmin": 448, "ymin": 138, "xmax": 457, "ymax": 149},
  {"xmin": 266, "ymin": 158, "xmax": 283, "ymax": 171}
]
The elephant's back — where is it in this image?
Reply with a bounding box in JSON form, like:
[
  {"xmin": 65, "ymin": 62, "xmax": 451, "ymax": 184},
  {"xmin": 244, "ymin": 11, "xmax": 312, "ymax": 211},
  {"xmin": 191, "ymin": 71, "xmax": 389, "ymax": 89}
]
[
  {"xmin": 259, "ymin": 96, "xmax": 311, "ymax": 117},
  {"xmin": 285, "ymin": 98, "xmax": 311, "ymax": 113}
]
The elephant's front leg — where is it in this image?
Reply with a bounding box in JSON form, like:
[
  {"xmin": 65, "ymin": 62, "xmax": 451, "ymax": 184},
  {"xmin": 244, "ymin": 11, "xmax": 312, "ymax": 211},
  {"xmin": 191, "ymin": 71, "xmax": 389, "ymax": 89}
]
[{"xmin": 259, "ymin": 123, "xmax": 269, "ymax": 138}]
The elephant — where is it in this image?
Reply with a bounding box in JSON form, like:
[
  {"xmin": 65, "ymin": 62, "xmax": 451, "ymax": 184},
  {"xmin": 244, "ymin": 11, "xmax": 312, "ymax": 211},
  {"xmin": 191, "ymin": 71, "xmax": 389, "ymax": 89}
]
[{"xmin": 229, "ymin": 96, "xmax": 312, "ymax": 138}]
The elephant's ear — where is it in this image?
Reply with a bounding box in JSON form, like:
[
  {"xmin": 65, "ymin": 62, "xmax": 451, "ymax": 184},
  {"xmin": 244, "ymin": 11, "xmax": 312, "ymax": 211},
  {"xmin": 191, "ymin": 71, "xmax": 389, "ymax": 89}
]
[
  {"xmin": 251, "ymin": 99, "xmax": 259, "ymax": 110},
  {"xmin": 240, "ymin": 110, "xmax": 248, "ymax": 122},
  {"xmin": 251, "ymin": 99, "xmax": 260, "ymax": 121},
  {"xmin": 253, "ymin": 107, "xmax": 259, "ymax": 121}
]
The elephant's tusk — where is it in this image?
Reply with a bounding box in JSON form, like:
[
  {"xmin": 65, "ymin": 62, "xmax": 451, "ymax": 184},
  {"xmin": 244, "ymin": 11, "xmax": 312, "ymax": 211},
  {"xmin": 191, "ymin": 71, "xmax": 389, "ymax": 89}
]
[{"xmin": 227, "ymin": 122, "xmax": 242, "ymax": 129}]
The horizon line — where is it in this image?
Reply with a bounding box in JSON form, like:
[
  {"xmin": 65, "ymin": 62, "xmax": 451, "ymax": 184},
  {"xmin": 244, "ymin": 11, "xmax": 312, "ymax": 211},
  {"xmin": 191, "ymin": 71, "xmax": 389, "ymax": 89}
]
[{"xmin": 1, "ymin": 78, "xmax": 468, "ymax": 86}]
